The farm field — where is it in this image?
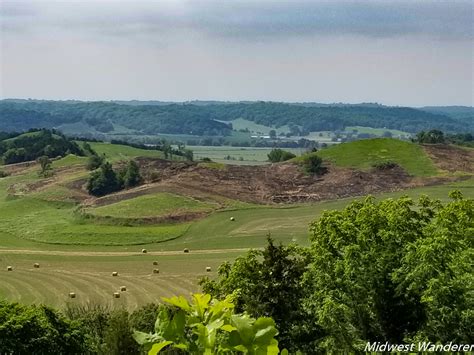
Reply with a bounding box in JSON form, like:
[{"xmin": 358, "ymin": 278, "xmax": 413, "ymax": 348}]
[
  {"xmin": 0, "ymin": 139, "xmax": 473, "ymax": 310},
  {"xmin": 1, "ymin": 178, "xmax": 472, "ymax": 309},
  {"xmin": 189, "ymin": 146, "xmax": 305, "ymax": 165}
]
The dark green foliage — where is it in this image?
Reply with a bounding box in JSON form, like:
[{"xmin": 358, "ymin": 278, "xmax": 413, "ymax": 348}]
[
  {"xmin": 301, "ymin": 154, "xmax": 326, "ymax": 174},
  {"xmin": 129, "ymin": 303, "xmax": 162, "ymax": 334},
  {"xmin": 0, "ymin": 300, "xmax": 87, "ymax": 354},
  {"xmin": 37, "ymin": 155, "xmax": 53, "ymax": 177},
  {"xmin": 0, "ymin": 129, "xmax": 84, "ymax": 164},
  {"xmin": 0, "ymin": 170, "xmax": 9, "ymax": 178},
  {"xmin": 267, "ymin": 148, "xmax": 296, "ymax": 162},
  {"xmin": 87, "ymin": 154, "xmax": 105, "ymax": 171},
  {"xmin": 200, "ymin": 237, "xmax": 315, "ymax": 352},
  {"xmin": 118, "ymin": 160, "xmax": 142, "ymax": 189},
  {"xmin": 87, "ymin": 162, "xmax": 120, "ymax": 196},
  {"xmin": 103, "ymin": 310, "xmax": 140, "ymax": 355},
  {"xmin": 371, "ymin": 161, "xmax": 398, "ymax": 170},
  {"xmin": 304, "ymin": 192, "xmax": 473, "ymax": 351},
  {"xmin": 1, "ymin": 100, "xmax": 472, "ymax": 138},
  {"xmin": 415, "ymin": 129, "xmax": 445, "ymax": 144}
]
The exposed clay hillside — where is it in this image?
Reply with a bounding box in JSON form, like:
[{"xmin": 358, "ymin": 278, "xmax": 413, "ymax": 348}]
[{"xmin": 423, "ymin": 144, "xmax": 474, "ymax": 173}]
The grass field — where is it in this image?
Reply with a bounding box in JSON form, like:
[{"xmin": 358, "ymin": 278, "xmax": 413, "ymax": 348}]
[
  {"xmin": 315, "ymin": 138, "xmax": 438, "ymax": 176},
  {"xmin": 0, "ymin": 138, "xmax": 472, "ymax": 310},
  {"xmin": 190, "ymin": 146, "xmax": 305, "ymax": 165},
  {"xmin": 89, "ymin": 142, "xmax": 167, "ymax": 162},
  {"xmin": 88, "ymin": 192, "xmax": 218, "ymax": 219},
  {"xmin": 345, "ymin": 126, "xmax": 411, "ymax": 138}
]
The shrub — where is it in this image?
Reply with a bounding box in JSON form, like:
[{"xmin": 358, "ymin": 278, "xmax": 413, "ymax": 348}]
[
  {"xmin": 301, "ymin": 154, "xmax": 326, "ymax": 174},
  {"xmin": 133, "ymin": 294, "xmax": 281, "ymax": 354},
  {"xmin": 0, "ymin": 301, "xmax": 86, "ymax": 354},
  {"xmin": 267, "ymin": 148, "xmax": 296, "ymax": 163},
  {"xmin": 371, "ymin": 161, "xmax": 398, "ymax": 170}
]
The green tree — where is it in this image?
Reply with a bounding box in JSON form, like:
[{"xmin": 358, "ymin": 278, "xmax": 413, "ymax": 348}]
[
  {"xmin": 87, "ymin": 154, "xmax": 105, "ymax": 171},
  {"xmin": 0, "ymin": 301, "xmax": 86, "ymax": 354},
  {"xmin": 200, "ymin": 238, "xmax": 317, "ymax": 352},
  {"xmin": 269, "ymin": 130, "xmax": 277, "ymax": 139},
  {"xmin": 303, "ymin": 193, "xmax": 472, "ymax": 351},
  {"xmin": 301, "ymin": 154, "xmax": 325, "ymax": 174},
  {"xmin": 37, "ymin": 155, "xmax": 53, "ymax": 177},
  {"xmin": 119, "ymin": 160, "xmax": 142, "ymax": 189},
  {"xmin": 87, "ymin": 162, "xmax": 120, "ymax": 196},
  {"xmin": 267, "ymin": 149, "xmax": 296, "ymax": 163}
]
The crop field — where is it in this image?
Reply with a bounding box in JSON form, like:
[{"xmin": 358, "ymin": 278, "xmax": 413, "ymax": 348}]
[{"xmin": 190, "ymin": 146, "xmax": 305, "ymax": 165}]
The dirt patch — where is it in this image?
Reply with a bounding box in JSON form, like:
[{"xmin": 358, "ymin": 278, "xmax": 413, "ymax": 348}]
[
  {"xmin": 423, "ymin": 144, "xmax": 474, "ymax": 173},
  {"xmin": 83, "ymin": 158, "xmax": 425, "ymax": 206}
]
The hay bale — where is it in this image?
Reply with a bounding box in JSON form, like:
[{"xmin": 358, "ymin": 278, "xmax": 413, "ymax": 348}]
[
  {"xmin": 120, "ymin": 286, "xmax": 127, "ymax": 292},
  {"xmin": 206, "ymin": 266, "xmax": 212, "ymax": 272},
  {"xmin": 7, "ymin": 266, "xmax": 13, "ymax": 271},
  {"xmin": 153, "ymin": 269, "xmax": 160, "ymax": 274},
  {"xmin": 112, "ymin": 271, "xmax": 119, "ymax": 277},
  {"xmin": 153, "ymin": 261, "xmax": 158, "ymax": 266},
  {"xmin": 183, "ymin": 248, "xmax": 189, "ymax": 253},
  {"xmin": 141, "ymin": 249, "xmax": 147, "ymax": 254},
  {"xmin": 230, "ymin": 217, "xmax": 235, "ymax": 221},
  {"xmin": 113, "ymin": 292, "xmax": 120, "ymax": 298},
  {"xmin": 33, "ymin": 263, "xmax": 40, "ymax": 268},
  {"xmin": 69, "ymin": 292, "xmax": 76, "ymax": 299}
]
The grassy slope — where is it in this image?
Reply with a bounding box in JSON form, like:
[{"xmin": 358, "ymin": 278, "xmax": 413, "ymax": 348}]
[
  {"xmin": 89, "ymin": 193, "xmax": 218, "ymax": 219},
  {"xmin": 315, "ymin": 138, "xmax": 438, "ymax": 176},
  {"xmin": 89, "ymin": 142, "xmax": 166, "ymax": 162}
]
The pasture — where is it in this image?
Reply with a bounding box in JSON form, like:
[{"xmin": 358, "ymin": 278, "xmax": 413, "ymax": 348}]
[{"xmin": 1, "ymin": 176, "xmax": 472, "ymax": 310}]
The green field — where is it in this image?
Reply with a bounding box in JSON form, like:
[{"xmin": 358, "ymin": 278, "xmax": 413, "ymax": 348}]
[
  {"xmin": 190, "ymin": 146, "xmax": 305, "ymax": 165},
  {"xmin": 315, "ymin": 138, "xmax": 438, "ymax": 176},
  {"xmin": 88, "ymin": 192, "xmax": 218, "ymax": 219},
  {"xmin": 89, "ymin": 142, "xmax": 167, "ymax": 162},
  {"xmin": 0, "ymin": 138, "xmax": 472, "ymax": 310}
]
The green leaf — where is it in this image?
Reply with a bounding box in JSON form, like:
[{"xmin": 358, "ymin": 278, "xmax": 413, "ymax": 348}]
[
  {"xmin": 253, "ymin": 317, "xmax": 278, "ymax": 346},
  {"xmin": 148, "ymin": 341, "xmax": 173, "ymax": 355},
  {"xmin": 162, "ymin": 295, "xmax": 191, "ymax": 311},
  {"xmin": 230, "ymin": 314, "xmax": 255, "ymax": 345},
  {"xmin": 221, "ymin": 324, "xmax": 237, "ymax": 332}
]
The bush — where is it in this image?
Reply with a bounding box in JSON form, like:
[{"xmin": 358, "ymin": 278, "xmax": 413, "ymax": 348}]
[
  {"xmin": 301, "ymin": 154, "xmax": 326, "ymax": 174},
  {"xmin": 0, "ymin": 170, "xmax": 9, "ymax": 178},
  {"xmin": 0, "ymin": 301, "xmax": 86, "ymax": 354},
  {"xmin": 371, "ymin": 161, "xmax": 398, "ymax": 170},
  {"xmin": 267, "ymin": 148, "xmax": 296, "ymax": 163}
]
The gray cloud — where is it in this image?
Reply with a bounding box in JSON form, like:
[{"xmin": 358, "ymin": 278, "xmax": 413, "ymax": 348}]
[{"xmin": 1, "ymin": 0, "xmax": 472, "ymax": 41}]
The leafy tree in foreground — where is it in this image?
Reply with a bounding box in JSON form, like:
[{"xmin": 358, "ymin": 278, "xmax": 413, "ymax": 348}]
[
  {"xmin": 0, "ymin": 301, "xmax": 86, "ymax": 354},
  {"xmin": 303, "ymin": 192, "xmax": 473, "ymax": 351},
  {"xmin": 133, "ymin": 293, "xmax": 280, "ymax": 354},
  {"xmin": 200, "ymin": 238, "xmax": 317, "ymax": 353}
]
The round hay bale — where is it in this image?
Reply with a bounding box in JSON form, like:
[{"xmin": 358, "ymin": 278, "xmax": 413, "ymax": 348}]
[
  {"xmin": 153, "ymin": 261, "xmax": 158, "ymax": 266},
  {"xmin": 183, "ymin": 248, "xmax": 189, "ymax": 253},
  {"xmin": 153, "ymin": 269, "xmax": 160, "ymax": 274},
  {"xmin": 141, "ymin": 249, "xmax": 147, "ymax": 254},
  {"xmin": 120, "ymin": 286, "xmax": 127, "ymax": 292},
  {"xmin": 112, "ymin": 271, "xmax": 119, "ymax": 277},
  {"xmin": 34, "ymin": 263, "xmax": 40, "ymax": 268},
  {"xmin": 113, "ymin": 292, "xmax": 120, "ymax": 298},
  {"xmin": 206, "ymin": 266, "xmax": 212, "ymax": 272},
  {"xmin": 230, "ymin": 217, "xmax": 235, "ymax": 221},
  {"xmin": 69, "ymin": 292, "xmax": 76, "ymax": 299},
  {"xmin": 7, "ymin": 266, "xmax": 13, "ymax": 271}
]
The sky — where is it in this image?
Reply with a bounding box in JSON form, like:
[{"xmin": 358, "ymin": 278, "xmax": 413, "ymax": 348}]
[{"xmin": 0, "ymin": 0, "xmax": 472, "ymax": 106}]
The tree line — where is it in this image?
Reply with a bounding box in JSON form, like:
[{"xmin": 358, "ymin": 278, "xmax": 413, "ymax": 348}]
[{"xmin": 2, "ymin": 100, "xmax": 472, "ymax": 138}]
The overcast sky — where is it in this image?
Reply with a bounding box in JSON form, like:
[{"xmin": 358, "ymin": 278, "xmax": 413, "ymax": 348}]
[{"xmin": 0, "ymin": 0, "xmax": 472, "ymax": 106}]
